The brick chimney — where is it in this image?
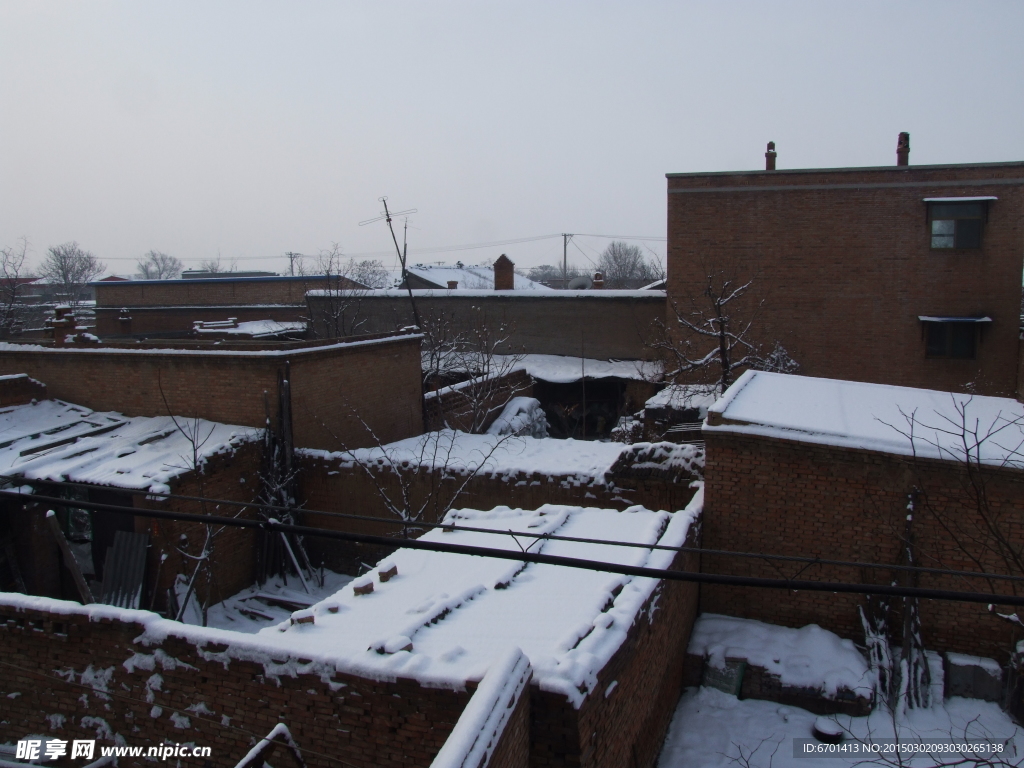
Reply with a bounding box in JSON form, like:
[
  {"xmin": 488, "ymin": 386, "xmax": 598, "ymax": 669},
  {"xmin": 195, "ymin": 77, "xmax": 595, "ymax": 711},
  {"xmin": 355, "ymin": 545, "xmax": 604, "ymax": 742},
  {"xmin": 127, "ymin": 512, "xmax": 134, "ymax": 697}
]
[
  {"xmin": 493, "ymin": 254, "xmax": 514, "ymax": 291},
  {"xmin": 765, "ymin": 141, "xmax": 777, "ymax": 171},
  {"xmin": 118, "ymin": 307, "xmax": 132, "ymax": 335},
  {"xmin": 593, "ymin": 271, "xmax": 604, "ymax": 289},
  {"xmin": 896, "ymin": 132, "xmax": 910, "ymax": 166},
  {"xmin": 447, "ymin": 280, "xmax": 458, "ymax": 289}
]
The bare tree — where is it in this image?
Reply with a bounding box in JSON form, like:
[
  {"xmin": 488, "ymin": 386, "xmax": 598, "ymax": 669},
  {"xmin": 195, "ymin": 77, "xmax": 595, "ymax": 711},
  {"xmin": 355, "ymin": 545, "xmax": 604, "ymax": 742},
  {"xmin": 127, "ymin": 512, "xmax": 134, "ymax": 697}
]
[
  {"xmin": 418, "ymin": 308, "xmax": 529, "ymax": 433},
  {"xmin": 527, "ymin": 263, "xmax": 586, "ymax": 289},
  {"xmin": 647, "ymin": 260, "xmax": 797, "ymax": 396},
  {"xmin": 303, "ymin": 244, "xmax": 378, "ymax": 338},
  {"xmin": 0, "ymin": 237, "xmax": 30, "ymax": 337},
  {"xmin": 136, "ymin": 251, "xmax": 184, "ymax": 280},
  {"xmin": 198, "ymin": 255, "xmax": 237, "ymax": 273},
  {"xmin": 597, "ymin": 241, "xmax": 665, "ymax": 289},
  {"xmin": 39, "ymin": 242, "xmax": 104, "ymax": 306}
]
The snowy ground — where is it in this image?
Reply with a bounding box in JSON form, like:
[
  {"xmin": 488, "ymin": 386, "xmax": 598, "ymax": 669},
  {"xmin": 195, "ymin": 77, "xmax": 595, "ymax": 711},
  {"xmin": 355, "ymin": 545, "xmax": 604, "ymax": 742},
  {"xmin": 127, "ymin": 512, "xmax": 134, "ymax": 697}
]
[
  {"xmin": 192, "ymin": 570, "xmax": 354, "ymax": 633},
  {"xmin": 658, "ymin": 687, "xmax": 1021, "ymax": 768}
]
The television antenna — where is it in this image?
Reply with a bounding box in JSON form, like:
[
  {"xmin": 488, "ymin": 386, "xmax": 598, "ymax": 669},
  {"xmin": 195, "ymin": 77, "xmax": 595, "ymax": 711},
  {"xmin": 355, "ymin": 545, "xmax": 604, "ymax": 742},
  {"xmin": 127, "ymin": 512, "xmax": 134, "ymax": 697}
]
[{"xmin": 359, "ymin": 196, "xmax": 421, "ymax": 328}]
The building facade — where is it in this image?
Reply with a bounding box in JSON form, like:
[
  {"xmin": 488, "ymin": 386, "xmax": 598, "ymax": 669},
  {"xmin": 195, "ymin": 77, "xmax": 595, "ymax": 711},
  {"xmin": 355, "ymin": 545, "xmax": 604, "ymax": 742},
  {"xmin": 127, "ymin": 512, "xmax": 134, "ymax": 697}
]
[{"xmin": 666, "ymin": 158, "xmax": 1024, "ymax": 397}]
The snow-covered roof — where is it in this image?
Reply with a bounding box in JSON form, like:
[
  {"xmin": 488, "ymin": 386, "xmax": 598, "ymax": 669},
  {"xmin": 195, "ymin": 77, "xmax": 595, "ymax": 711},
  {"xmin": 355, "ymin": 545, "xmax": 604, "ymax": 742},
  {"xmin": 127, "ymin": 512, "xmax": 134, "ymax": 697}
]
[
  {"xmin": 706, "ymin": 371, "xmax": 1024, "ymax": 468},
  {"xmin": 0, "ymin": 496, "xmax": 699, "ymax": 706},
  {"xmin": 509, "ymin": 354, "xmax": 660, "ymax": 383},
  {"xmin": 645, "ymin": 384, "xmax": 718, "ymax": 416},
  {"xmin": 0, "ymin": 399, "xmax": 259, "ymax": 494},
  {"xmin": 406, "ymin": 265, "xmax": 551, "ymax": 291},
  {"xmin": 192, "ymin": 319, "xmax": 306, "ymax": 338},
  {"xmin": 301, "ymin": 430, "xmax": 630, "ymax": 483}
]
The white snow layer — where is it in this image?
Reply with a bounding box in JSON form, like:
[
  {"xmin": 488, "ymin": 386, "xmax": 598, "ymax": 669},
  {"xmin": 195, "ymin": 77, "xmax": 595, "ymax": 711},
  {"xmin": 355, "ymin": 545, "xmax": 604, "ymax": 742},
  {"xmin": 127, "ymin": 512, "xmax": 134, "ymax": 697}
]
[
  {"xmin": 485, "ymin": 397, "xmax": 549, "ymax": 438},
  {"xmin": 0, "ymin": 399, "xmax": 259, "ymax": 494},
  {"xmin": 306, "ymin": 288, "xmax": 663, "ymax": 300},
  {"xmin": 300, "ymin": 430, "xmax": 628, "ymax": 482},
  {"xmin": 645, "ymin": 384, "xmax": 719, "ymax": 416},
  {"xmin": 193, "ymin": 319, "xmax": 305, "ymax": 337},
  {"xmin": 688, "ymin": 614, "xmax": 873, "ymax": 697},
  {"xmin": 429, "ymin": 647, "xmax": 531, "ymax": 768},
  {"xmin": 658, "ymin": 686, "xmax": 1020, "ymax": 768},
  {"xmin": 707, "ymin": 370, "xmax": 1024, "ymax": 467},
  {"xmin": 506, "ymin": 354, "xmax": 660, "ymax": 383},
  {"xmin": 0, "ymin": 497, "xmax": 701, "ymax": 708}
]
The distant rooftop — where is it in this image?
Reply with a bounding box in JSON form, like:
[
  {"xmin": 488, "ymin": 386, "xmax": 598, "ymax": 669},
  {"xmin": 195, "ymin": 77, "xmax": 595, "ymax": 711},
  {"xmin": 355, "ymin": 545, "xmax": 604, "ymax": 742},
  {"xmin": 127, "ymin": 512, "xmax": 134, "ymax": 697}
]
[
  {"xmin": 405, "ymin": 264, "xmax": 551, "ymax": 291},
  {"xmin": 667, "ymin": 160, "xmax": 1024, "ymax": 179}
]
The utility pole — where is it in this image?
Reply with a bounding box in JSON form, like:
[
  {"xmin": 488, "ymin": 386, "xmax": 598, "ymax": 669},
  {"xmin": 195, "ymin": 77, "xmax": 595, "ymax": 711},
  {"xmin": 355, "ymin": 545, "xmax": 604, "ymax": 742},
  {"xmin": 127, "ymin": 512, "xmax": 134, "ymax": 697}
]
[
  {"xmin": 562, "ymin": 234, "xmax": 574, "ymax": 289},
  {"xmin": 285, "ymin": 252, "xmax": 302, "ymax": 276}
]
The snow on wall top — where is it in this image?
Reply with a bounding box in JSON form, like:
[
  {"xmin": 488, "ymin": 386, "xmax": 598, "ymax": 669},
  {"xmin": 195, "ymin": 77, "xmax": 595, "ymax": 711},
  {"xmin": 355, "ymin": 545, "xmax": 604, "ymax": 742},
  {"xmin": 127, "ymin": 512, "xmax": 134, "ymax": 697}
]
[
  {"xmin": 300, "ymin": 430, "xmax": 629, "ymax": 482},
  {"xmin": 0, "ymin": 495, "xmax": 701, "ymax": 708},
  {"xmin": 0, "ymin": 333, "xmax": 420, "ymax": 358},
  {"xmin": 508, "ymin": 354, "xmax": 659, "ymax": 383},
  {"xmin": 0, "ymin": 399, "xmax": 259, "ymax": 494},
  {"xmin": 645, "ymin": 384, "xmax": 718, "ymax": 416},
  {"xmin": 706, "ymin": 371, "xmax": 1024, "ymax": 468},
  {"xmin": 306, "ymin": 288, "xmax": 664, "ymax": 300},
  {"xmin": 688, "ymin": 613, "xmax": 872, "ymax": 697}
]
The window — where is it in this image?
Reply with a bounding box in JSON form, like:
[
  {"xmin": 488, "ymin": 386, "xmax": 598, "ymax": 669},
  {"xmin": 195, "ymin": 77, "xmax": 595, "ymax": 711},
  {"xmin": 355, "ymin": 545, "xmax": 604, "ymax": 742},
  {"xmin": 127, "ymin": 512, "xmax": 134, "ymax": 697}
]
[
  {"xmin": 925, "ymin": 198, "xmax": 995, "ymax": 250},
  {"xmin": 919, "ymin": 316, "xmax": 991, "ymax": 359}
]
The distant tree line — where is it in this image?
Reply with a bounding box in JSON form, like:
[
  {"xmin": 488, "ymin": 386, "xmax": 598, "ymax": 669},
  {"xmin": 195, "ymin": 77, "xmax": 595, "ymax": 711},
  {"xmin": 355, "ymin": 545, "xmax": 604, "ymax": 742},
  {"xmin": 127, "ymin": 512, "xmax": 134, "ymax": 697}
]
[{"xmin": 526, "ymin": 241, "xmax": 664, "ymax": 289}]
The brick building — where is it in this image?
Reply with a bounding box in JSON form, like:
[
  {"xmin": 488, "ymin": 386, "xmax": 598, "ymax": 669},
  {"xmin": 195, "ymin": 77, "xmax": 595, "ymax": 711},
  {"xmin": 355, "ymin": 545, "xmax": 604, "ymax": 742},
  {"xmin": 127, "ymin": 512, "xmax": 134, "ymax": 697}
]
[
  {"xmin": 700, "ymin": 370, "xmax": 1024, "ymax": 660},
  {"xmin": 0, "ymin": 502, "xmax": 702, "ymax": 767},
  {"xmin": 666, "ymin": 151, "xmax": 1024, "ymax": 397},
  {"xmin": 0, "ymin": 333, "xmax": 424, "ymax": 452}
]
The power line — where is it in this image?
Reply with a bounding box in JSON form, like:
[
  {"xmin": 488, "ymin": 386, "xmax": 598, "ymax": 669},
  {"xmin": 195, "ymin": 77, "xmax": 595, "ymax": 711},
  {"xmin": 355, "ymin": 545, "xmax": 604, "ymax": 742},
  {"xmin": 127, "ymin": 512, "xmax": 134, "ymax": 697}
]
[
  {"xmin": 12, "ymin": 475, "xmax": 1024, "ymax": 585},
  {"xmin": 7, "ymin": 489, "xmax": 1024, "ymax": 606}
]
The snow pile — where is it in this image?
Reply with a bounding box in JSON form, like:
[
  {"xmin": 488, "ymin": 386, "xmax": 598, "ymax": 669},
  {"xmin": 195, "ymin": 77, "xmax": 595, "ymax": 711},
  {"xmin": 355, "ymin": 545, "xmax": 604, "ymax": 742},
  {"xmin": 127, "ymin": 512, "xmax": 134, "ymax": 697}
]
[
  {"xmin": 430, "ymin": 648, "xmax": 531, "ymax": 768},
  {"xmin": 645, "ymin": 384, "xmax": 718, "ymax": 418},
  {"xmin": 202, "ymin": 571, "xmax": 354, "ymax": 633},
  {"xmin": 608, "ymin": 442, "xmax": 704, "ymax": 481},
  {"xmin": 658, "ymin": 686, "xmax": 1020, "ymax": 768},
  {"xmin": 688, "ymin": 614, "xmax": 873, "ymax": 697},
  {"xmin": 301, "ymin": 430, "xmax": 628, "ymax": 483},
  {"xmin": 486, "ymin": 397, "xmax": 548, "ymax": 438},
  {"xmin": 0, "ymin": 399, "xmax": 259, "ymax": 494},
  {"xmin": 707, "ymin": 370, "xmax": 1024, "ymax": 468}
]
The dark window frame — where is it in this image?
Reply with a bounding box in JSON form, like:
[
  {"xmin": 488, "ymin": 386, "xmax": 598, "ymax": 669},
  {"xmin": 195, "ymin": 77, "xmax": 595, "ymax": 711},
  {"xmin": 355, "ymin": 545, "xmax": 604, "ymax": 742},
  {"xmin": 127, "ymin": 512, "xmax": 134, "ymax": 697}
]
[
  {"xmin": 921, "ymin": 320, "xmax": 983, "ymax": 360},
  {"xmin": 927, "ymin": 201, "xmax": 989, "ymax": 250}
]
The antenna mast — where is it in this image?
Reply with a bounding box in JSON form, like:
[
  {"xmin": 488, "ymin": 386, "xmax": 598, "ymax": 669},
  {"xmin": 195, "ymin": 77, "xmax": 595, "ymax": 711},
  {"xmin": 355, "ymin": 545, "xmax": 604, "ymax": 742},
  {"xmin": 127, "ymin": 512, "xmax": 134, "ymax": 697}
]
[{"xmin": 360, "ymin": 197, "xmax": 421, "ymax": 329}]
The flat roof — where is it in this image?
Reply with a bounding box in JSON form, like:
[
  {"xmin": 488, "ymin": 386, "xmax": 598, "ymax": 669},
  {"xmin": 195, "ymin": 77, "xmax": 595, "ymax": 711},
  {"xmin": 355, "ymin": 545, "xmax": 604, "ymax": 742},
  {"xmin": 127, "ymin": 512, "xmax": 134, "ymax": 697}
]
[
  {"xmin": 0, "ymin": 398, "xmax": 258, "ymax": 494},
  {"xmin": 666, "ymin": 160, "xmax": 1024, "ymax": 179},
  {"xmin": 0, "ymin": 498, "xmax": 701, "ymax": 707},
  {"xmin": 705, "ymin": 370, "xmax": 1024, "ymax": 468}
]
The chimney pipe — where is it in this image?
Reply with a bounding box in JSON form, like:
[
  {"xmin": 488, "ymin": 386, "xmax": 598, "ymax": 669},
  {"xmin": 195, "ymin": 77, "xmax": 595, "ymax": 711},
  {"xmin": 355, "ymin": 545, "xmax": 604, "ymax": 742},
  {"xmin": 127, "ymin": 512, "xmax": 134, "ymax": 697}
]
[
  {"xmin": 593, "ymin": 272, "xmax": 604, "ymax": 289},
  {"xmin": 447, "ymin": 281, "xmax": 458, "ymax": 290},
  {"xmin": 896, "ymin": 132, "xmax": 910, "ymax": 166},
  {"xmin": 765, "ymin": 141, "xmax": 777, "ymax": 171}
]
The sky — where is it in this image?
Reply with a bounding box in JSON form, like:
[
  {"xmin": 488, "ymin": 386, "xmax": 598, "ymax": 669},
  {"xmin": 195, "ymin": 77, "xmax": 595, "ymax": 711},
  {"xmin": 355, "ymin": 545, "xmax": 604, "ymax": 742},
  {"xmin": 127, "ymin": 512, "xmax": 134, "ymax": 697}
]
[{"xmin": 2, "ymin": 1, "xmax": 1022, "ymax": 277}]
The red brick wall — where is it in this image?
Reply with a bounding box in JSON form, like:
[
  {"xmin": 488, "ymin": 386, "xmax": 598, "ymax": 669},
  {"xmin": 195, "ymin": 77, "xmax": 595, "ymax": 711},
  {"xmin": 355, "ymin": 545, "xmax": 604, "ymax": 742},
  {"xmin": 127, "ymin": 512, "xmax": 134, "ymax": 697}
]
[
  {"xmin": 95, "ymin": 305, "xmax": 307, "ymax": 336},
  {"xmin": 0, "ymin": 336, "xmax": 424, "ymax": 451},
  {"xmin": 667, "ymin": 163, "xmax": 1024, "ymax": 397},
  {"xmin": 702, "ymin": 430, "xmax": 1024, "ymax": 660},
  {"xmin": 307, "ymin": 293, "xmax": 666, "ymax": 360},
  {"xmin": 0, "ymin": 601, "xmax": 471, "ymax": 768},
  {"xmin": 486, "ymin": 686, "xmax": 530, "ymax": 768},
  {"xmin": 529, "ymin": 536, "xmax": 701, "ymax": 768},
  {"xmin": 296, "ymin": 451, "xmax": 699, "ymax": 556},
  {"xmin": 0, "ymin": 518, "xmax": 701, "ymax": 768},
  {"xmin": 0, "ymin": 373, "xmax": 46, "ymax": 406},
  {"xmin": 423, "ymin": 370, "xmax": 533, "ymax": 432},
  {"xmin": 95, "ymin": 277, "xmax": 314, "ymax": 309}
]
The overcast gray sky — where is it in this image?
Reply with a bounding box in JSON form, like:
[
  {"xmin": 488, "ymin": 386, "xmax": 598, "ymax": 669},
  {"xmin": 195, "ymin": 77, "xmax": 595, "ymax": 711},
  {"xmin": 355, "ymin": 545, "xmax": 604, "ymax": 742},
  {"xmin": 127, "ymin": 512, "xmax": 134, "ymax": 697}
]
[{"xmin": 2, "ymin": 1, "xmax": 1022, "ymax": 276}]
